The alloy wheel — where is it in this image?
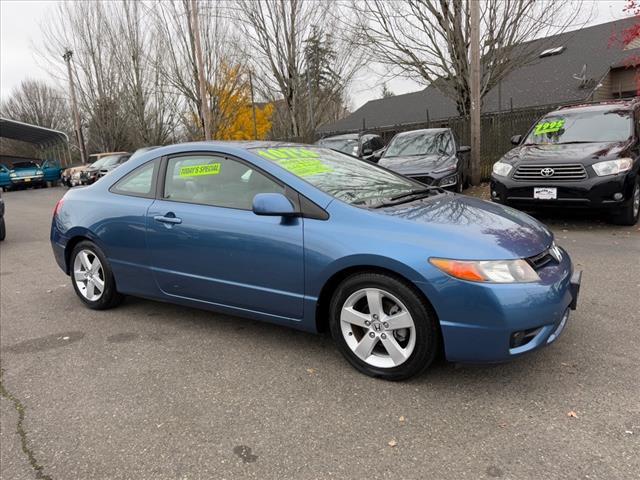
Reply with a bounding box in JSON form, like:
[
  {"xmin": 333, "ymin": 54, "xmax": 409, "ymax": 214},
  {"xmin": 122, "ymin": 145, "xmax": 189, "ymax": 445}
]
[
  {"xmin": 633, "ymin": 182, "xmax": 639, "ymax": 219},
  {"xmin": 340, "ymin": 288, "xmax": 416, "ymax": 368},
  {"xmin": 73, "ymin": 249, "xmax": 105, "ymax": 301}
]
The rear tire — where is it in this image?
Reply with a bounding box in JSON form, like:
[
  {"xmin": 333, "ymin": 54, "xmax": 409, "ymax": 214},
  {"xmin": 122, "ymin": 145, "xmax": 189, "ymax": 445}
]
[
  {"xmin": 329, "ymin": 272, "xmax": 440, "ymax": 380},
  {"xmin": 70, "ymin": 241, "xmax": 123, "ymax": 310},
  {"xmin": 610, "ymin": 177, "xmax": 639, "ymax": 226},
  {"xmin": 0, "ymin": 217, "xmax": 5, "ymax": 241}
]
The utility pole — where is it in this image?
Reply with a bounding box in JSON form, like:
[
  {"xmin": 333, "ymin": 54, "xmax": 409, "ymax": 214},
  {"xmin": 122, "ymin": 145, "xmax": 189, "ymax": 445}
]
[
  {"xmin": 63, "ymin": 50, "xmax": 87, "ymax": 164},
  {"xmin": 248, "ymin": 70, "xmax": 258, "ymax": 140},
  {"xmin": 470, "ymin": 0, "xmax": 481, "ymax": 185},
  {"xmin": 190, "ymin": 0, "xmax": 212, "ymax": 140}
]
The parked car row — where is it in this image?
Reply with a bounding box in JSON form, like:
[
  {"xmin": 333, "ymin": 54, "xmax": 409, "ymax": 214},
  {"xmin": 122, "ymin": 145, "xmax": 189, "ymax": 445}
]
[
  {"xmin": 316, "ymin": 98, "xmax": 639, "ymax": 226},
  {"xmin": 0, "ymin": 158, "xmax": 62, "ymax": 191},
  {"xmin": 316, "ymin": 129, "xmax": 471, "ymax": 192},
  {"xmin": 60, "ymin": 147, "xmax": 160, "ymax": 188}
]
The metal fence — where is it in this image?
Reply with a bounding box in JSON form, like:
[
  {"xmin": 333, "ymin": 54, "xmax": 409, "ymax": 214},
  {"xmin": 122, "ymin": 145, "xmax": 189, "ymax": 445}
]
[{"xmin": 316, "ymin": 103, "xmax": 571, "ymax": 180}]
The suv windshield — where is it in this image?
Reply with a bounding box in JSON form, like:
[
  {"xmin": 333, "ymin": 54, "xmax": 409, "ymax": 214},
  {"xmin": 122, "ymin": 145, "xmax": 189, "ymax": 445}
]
[
  {"xmin": 384, "ymin": 131, "xmax": 454, "ymax": 158},
  {"xmin": 12, "ymin": 161, "xmax": 38, "ymax": 169},
  {"xmin": 525, "ymin": 109, "xmax": 632, "ymax": 144},
  {"xmin": 101, "ymin": 155, "xmax": 126, "ymax": 167},
  {"xmin": 252, "ymin": 146, "xmax": 425, "ymax": 206}
]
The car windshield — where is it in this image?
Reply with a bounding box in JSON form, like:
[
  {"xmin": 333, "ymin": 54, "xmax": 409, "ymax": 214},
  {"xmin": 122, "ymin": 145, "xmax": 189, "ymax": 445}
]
[
  {"xmin": 12, "ymin": 161, "xmax": 38, "ymax": 169},
  {"xmin": 100, "ymin": 155, "xmax": 125, "ymax": 167},
  {"xmin": 317, "ymin": 138, "xmax": 359, "ymax": 155},
  {"xmin": 88, "ymin": 157, "xmax": 112, "ymax": 169},
  {"xmin": 524, "ymin": 110, "xmax": 632, "ymax": 144},
  {"xmin": 384, "ymin": 131, "xmax": 454, "ymax": 158},
  {"xmin": 252, "ymin": 146, "xmax": 429, "ymax": 206}
]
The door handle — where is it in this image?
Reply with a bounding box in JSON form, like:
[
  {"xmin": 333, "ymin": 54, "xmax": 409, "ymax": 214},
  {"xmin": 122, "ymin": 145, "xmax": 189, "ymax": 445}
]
[{"xmin": 154, "ymin": 214, "xmax": 182, "ymax": 225}]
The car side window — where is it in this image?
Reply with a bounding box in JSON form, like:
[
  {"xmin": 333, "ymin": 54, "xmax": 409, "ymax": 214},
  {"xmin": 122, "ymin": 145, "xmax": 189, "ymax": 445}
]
[
  {"xmin": 163, "ymin": 155, "xmax": 284, "ymax": 210},
  {"xmin": 111, "ymin": 159, "xmax": 158, "ymax": 198}
]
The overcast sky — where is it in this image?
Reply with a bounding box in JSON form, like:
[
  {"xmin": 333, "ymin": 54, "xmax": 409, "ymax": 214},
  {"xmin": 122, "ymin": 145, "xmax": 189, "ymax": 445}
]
[{"xmin": 0, "ymin": 0, "xmax": 632, "ymax": 111}]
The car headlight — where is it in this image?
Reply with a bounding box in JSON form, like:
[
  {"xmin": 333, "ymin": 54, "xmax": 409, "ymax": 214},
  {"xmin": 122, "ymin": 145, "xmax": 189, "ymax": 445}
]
[
  {"xmin": 36, "ymin": 170, "xmax": 43, "ymax": 175},
  {"xmin": 438, "ymin": 174, "xmax": 458, "ymax": 188},
  {"xmin": 492, "ymin": 161, "xmax": 513, "ymax": 177},
  {"xmin": 9, "ymin": 172, "xmax": 16, "ymax": 177},
  {"xmin": 592, "ymin": 158, "xmax": 633, "ymax": 176},
  {"xmin": 429, "ymin": 258, "xmax": 539, "ymax": 283}
]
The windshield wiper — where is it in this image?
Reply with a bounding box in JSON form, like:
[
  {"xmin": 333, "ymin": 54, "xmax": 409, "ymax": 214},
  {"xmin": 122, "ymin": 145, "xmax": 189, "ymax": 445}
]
[
  {"xmin": 389, "ymin": 187, "xmax": 444, "ymax": 201},
  {"xmin": 370, "ymin": 187, "xmax": 445, "ymax": 208}
]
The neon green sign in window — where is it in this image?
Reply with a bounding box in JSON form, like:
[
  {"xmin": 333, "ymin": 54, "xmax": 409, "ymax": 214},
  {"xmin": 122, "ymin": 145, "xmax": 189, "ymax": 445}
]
[
  {"xmin": 179, "ymin": 163, "xmax": 221, "ymax": 177},
  {"xmin": 256, "ymin": 147, "xmax": 333, "ymax": 177},
  {"xmin": 534, "ymin": 119, "xmax": 565, "ymax": 135}
]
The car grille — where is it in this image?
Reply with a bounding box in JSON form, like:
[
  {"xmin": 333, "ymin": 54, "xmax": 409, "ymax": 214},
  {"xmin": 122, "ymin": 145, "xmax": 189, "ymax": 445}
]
[{"xmin": 513, "ymin": 164, "xmax": 587, "ymax": 181}]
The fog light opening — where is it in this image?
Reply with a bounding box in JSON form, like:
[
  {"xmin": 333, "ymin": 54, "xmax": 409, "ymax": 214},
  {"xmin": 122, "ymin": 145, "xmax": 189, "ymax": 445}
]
[
  {"xmin": 510, "ymin": 327, "xmax": 542, "ymax": 348},
  {"xmin": 613, "ymin": 192, "xmax": 623, "ymax": 201}
]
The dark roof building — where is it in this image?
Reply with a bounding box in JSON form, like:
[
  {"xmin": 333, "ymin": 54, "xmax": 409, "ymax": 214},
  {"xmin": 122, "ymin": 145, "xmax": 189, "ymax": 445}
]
[{"xmin": 320, "ymin": 18, "xmax": 640, "ymax": 134}]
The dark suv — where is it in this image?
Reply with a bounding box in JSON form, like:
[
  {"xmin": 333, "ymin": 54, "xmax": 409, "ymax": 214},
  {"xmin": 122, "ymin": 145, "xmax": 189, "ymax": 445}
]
[
  {"xmin": 491, "ymin": 99, "xmax": 640, "ymax": 225},
  {"xmin": 316, "ymin": 133, "xmax": 385, "ymax": 162}
]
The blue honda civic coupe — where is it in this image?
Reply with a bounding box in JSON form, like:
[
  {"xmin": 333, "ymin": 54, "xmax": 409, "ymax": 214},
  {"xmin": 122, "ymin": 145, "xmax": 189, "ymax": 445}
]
[{"xmin": 51, "ymin": 142, "xmax": 581, "ymax": 380}]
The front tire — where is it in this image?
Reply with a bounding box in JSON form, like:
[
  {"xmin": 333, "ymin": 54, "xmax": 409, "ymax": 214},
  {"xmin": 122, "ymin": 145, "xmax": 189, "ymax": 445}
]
[
  {"xmin": 329, "ymin": 272, "xmax": 440, "ymax": 380},
  {"xmin": 610, "ymin": 177, "xmax": 639, "ymax": 226},
  {"xmin": 70, "ymin": 241, "xmax": 123, "ymax": 310},
  {"xmin": 0, "ymin": 217, "xmax": 5, "ymax": 241}
]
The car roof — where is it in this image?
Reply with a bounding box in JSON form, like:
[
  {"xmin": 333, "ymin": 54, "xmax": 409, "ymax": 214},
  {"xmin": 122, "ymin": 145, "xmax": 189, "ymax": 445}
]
[
  {"xmin": 556, "ymin": 98, "xmax": 639, "ymax": 114},
  {"xmin": 394, "ymin": 128, "xmax": 451, "ymax": 137},
  {"xmin": 318, "ymin": 133, "xmax": 380, "ymax": 141}
]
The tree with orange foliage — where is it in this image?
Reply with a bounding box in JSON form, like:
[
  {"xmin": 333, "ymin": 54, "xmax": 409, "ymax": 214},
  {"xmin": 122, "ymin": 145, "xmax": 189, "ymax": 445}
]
[{"xmin": 189, "ymin": 63, "xmax": 273, "ymax": 140}]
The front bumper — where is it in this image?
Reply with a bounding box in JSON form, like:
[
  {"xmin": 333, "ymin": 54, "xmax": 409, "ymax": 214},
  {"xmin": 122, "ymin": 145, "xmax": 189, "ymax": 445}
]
[
  {"xmin": 490, "ymin": 171, "xmax": 636, "ymax": 209},
  {"xmin": 10, "ymin": 175, "xmax": 44, "ymax": 186},
  {"xmin": 417, "ymin": 247, "xmax": 581, "ymax": 363}
]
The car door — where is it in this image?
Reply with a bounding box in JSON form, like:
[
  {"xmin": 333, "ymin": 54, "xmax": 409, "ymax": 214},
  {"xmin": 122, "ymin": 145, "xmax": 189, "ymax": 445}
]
[
  {"xmin": 146, "ymin": 152, "xmax": 305, "ymax": 319},
  {"xmin": 0, "ymin": 164, "xmax": 11, "ymax": 189},
  {"xmin": 41, "ymin": 160, "xmax": 62, "ymax": 183}
]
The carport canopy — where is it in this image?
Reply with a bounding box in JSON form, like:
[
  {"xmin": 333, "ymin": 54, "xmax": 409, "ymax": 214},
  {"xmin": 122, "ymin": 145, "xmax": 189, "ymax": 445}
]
[
  {"xmin": 0, "ymin": 117, "xmax": 71, "ymax": 165},
  {"xmin": 0, "ymin": 117, "xmax": 68, "ymax": 146}
]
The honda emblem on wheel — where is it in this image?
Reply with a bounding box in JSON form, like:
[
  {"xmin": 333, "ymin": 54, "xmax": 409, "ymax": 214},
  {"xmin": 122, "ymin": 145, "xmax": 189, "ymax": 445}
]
[{"xmin": 540, "ymin": 168, "xmax": 555, "ymax": 177}]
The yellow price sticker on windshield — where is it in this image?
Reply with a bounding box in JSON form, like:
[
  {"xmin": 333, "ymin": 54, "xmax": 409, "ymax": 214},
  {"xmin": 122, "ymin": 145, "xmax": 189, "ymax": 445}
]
[
  {"xmin": 256, "ymin": 148, "xmax": 332, "ymax": 177},
  {"xmin": 179, "ymin": 163, "xmax": 221, "ymax": 177},
  {"xmin": 534, "ymin": 119, "xmax": 565, "ymax": 135}
]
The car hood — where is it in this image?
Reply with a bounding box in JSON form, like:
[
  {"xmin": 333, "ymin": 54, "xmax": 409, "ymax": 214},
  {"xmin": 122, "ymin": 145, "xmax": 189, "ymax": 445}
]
[
  {"xmin": 376, "ymin": 194, "xmax": 553, "ymax": 259},
  {"xmin": 64, "ymin": 165, "xmax": 90, "ymax": 175},
  {"xmin": 378, "ymin": 153, "xmax": 455, "ymax": 175},
  {"xmin": 501, "ymin": 141, "xmax": 630, "ymax": 166}
]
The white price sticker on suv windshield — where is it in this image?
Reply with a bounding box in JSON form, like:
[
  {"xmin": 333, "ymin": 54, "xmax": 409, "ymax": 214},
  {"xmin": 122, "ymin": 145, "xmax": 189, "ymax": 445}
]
[{"xmin": 534, "ymin": 187, "xmax": 557, "ymax": 200}]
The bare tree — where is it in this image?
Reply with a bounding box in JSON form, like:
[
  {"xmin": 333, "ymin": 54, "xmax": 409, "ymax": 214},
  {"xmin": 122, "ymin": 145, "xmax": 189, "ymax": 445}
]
[
  {"xmin": 234, "ymin": 0, "xmax": 361, "ymax": 140},
  {"xmin": 1, "ymin": 79, "xmax": 71, "ymax": 132},
  {"xmin": 38, "ymin": 1, "xmax": 180, "ymax": 152},
  {"xmin": 152, "ymin": 0, "xmax": 241, "ymax": 140},
  {"xmin": 348, "ymin": 0, "xmax": 591, "ymax": 115}
]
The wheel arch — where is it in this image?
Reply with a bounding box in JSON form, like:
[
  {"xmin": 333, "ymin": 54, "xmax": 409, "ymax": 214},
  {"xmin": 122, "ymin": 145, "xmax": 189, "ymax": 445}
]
[
  {"xmin": 63, "ymin": 230, "xmax": 108, "ymax": 274},
  {"xmin": 314, "ymin": 265, "xmax": 441, "ymax": 335}
]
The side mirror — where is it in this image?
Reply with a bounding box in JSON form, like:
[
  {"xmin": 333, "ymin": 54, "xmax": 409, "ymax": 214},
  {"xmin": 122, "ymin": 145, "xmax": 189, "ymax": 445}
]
[
  {"xmin": 372, "ymin": 147, "xmax": 386, "ymax": 159},
  {"xmin": 457, "ymin": 145, "xmax": 471, "ymax": 154},
  {"xmin": 252, "ymin": 193, "xmax": 297, "ymax": 217},
  {"xmin": 361, "ymin": 147, "xmax": 373, "ymax": 156},
  {"xmin": 511, "ymin": 135, "xmax": 522, "ymax": 145}
]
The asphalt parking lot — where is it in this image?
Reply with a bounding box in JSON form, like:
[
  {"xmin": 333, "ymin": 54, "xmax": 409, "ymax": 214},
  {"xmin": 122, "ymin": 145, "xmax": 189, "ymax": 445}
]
[{"xmin": 1, "ymin": 186, "xmax": 639, "ymax": 480}]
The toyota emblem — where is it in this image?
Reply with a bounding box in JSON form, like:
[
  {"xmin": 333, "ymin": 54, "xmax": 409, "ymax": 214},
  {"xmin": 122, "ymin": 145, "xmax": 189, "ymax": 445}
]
[{"xmin": 540, "ymin": 168, "xmax": 555, "ymax": 177}]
